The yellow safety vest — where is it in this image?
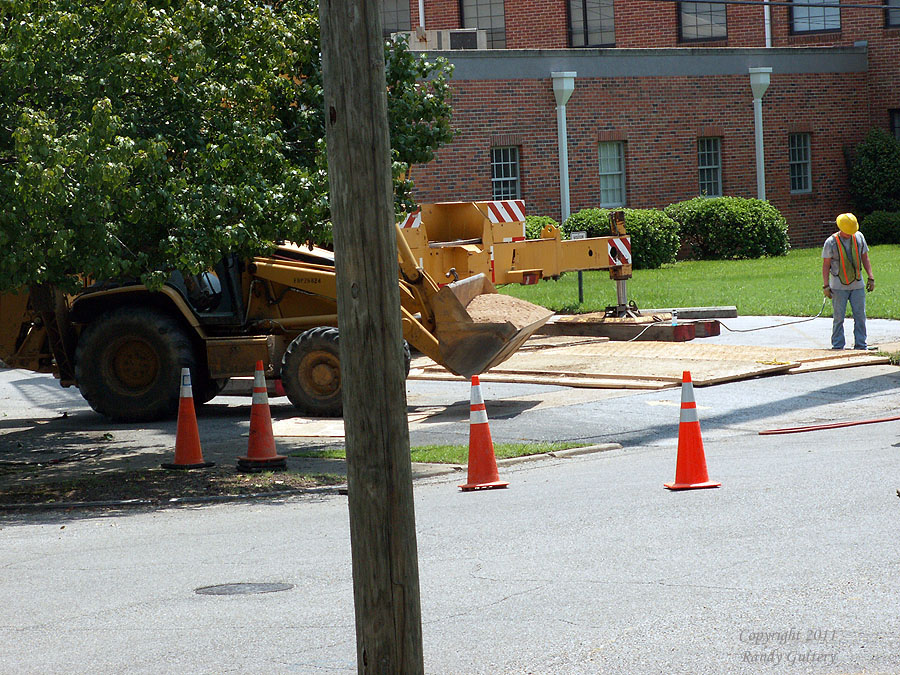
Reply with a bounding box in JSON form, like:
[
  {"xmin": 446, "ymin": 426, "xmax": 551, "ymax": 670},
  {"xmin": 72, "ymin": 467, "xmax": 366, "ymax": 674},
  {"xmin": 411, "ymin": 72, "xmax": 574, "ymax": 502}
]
[{"xmin": 832, "ymin": 233, "xmax": 861, "ymax": 285}]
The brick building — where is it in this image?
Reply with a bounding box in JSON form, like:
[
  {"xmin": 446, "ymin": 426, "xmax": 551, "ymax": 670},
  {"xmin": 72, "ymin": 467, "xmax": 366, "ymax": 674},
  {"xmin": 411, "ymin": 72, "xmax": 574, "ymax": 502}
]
[{"xmin": 384, "ymin": 0, "xmax": 900, "ymax": 247}]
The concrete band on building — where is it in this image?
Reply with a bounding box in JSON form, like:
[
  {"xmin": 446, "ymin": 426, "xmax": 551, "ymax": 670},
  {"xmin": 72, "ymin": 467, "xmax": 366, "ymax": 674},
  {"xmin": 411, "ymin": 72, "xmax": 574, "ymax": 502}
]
[
  {"xmin": 399, "ymin": 1, "xmax": 900, "ymax": 248},
  {"xmin": 442, "ymin": 47, "xmax": 867, "ymax": 80}
]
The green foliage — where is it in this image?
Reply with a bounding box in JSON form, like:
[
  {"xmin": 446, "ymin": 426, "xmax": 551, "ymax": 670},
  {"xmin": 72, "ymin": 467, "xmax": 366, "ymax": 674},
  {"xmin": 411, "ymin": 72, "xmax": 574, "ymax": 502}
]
[
  {"xmin": 861, "ymin": 211, "xmax": 900, "ymax": 245},
  {"xmin": 849, "ymin": 128, "xmax": 900, "ymax": 215},
  {"xmin": 0, "ymin": 0, "xmax": 454, "ymax": 291},
  {"xmin": 665, "ymin": 196, "xmax": 789, "ymax": 260},
  {"xmin": 561, "ymin": 208, "xmax": 680, "ymax": 269},
  {"xmin": 523, "ymin": 215, "xmax": 560, "ymax": 240}
]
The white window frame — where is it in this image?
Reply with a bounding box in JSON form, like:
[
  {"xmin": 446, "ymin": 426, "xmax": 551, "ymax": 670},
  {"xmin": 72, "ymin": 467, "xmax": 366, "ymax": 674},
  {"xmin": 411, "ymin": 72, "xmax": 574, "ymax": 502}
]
[
  {"xmin": 698, "ymin": 137, "xmax": 722, "ymax": 197},
  {"xmin": 891, "ymin": 109, "xmax": 900, "ymax": 143},
  {"xmin": 791, "ymin": 0, "xmax": 840, "ymax": 33},
  {"xmin": 789, "ymin": 133, "xmax": 812, "ymax": 194},
  {"xmin": 598, "ymin": 141, "xmax": 626, "ymax": 207},
  {"xmin": 491, "ymin": 146, "xmax": 520, "ymax": 199}
]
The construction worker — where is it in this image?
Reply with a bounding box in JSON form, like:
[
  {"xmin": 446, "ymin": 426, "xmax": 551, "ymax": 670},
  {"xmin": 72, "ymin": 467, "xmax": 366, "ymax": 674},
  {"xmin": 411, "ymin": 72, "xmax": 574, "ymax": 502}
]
[{"xmin": 822, "ymin": 213, "xmax": 875, "ymax": 350}]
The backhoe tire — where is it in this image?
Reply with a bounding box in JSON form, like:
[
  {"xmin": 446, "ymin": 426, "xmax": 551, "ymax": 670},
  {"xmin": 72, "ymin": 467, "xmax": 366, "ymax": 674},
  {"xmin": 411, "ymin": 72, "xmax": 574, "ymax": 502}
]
[
  {"xmin": 281, "ymin": 327, "xmax": 343, "ymax": 417},
  {"xmin": 280, "ymin": 329, "xmax": 412, "ymax": 418},
  {"xmin": 74, "ymin": 307, "xmax": 196, "ymax": 422},
  {"xmin": 194, "ymin": 376, "xmax": 230, "ymax": 405}
]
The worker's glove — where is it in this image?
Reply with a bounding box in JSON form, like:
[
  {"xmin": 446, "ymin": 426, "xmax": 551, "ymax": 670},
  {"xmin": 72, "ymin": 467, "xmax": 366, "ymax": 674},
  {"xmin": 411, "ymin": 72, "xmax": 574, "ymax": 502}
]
[
  {"xmin": 823, "ymin": 286, "xmax": 833, "ymax": 299},
  {"xmin": 866, "ymin": 277, "xmax": 875, "ymax": 292}
]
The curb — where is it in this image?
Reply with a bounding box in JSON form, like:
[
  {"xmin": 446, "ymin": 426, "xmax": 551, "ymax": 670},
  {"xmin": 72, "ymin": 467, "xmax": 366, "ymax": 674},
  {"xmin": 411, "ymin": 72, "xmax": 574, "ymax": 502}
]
[
  {"xmin": 0, "ymin": 444, "xmax": 621, "ymax": 512},
  {"xmin": 0, "ymin": 485, "xmax": 348, "ymax": 512},
  {"xmin": 492, "ymin": 442, "xmax": 622, "ymax": 468},
  {"xmin": 546, "ymin": 443, "xmax": 622, "ymax": 458}
]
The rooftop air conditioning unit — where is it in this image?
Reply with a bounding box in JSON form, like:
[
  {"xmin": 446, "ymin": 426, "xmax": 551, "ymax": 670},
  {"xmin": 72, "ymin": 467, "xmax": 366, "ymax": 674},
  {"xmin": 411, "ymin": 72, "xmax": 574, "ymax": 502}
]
[{"xmin": 393, "ymin": 28, "xmax": 487, "ymax": 51}]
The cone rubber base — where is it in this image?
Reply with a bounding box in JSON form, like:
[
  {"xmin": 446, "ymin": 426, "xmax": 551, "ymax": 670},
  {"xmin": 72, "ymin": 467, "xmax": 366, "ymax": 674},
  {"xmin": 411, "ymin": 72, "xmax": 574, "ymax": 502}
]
[
  {"xmin": 162, "ymin": 461, "xmax": 215, "ymax": 470},
  {"xmin": 237, "ymin": 456, "xmax": 287, "ymax": 473},
  {"xmin": 459, "ymin": 480, "xmax": 509, "ymax": 491},
  {"xmin": 664, "ymin": 480, "xmax": 721, "ymax": 491}
]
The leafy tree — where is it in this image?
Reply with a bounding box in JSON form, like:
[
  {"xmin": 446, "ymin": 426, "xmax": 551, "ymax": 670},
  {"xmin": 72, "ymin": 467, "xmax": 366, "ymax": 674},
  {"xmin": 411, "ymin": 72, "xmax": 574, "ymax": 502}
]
[{"xmin": 0, "ymin": 0, "xmax": 454, "ymax": 291}]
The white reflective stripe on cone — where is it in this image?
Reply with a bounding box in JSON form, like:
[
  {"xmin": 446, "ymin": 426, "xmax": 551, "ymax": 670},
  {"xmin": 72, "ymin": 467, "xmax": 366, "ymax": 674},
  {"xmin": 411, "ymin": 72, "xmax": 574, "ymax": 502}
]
[
  {"xmin": 680, "ymin": 406, "xmax": 699, "ymax": 424},
  {"xmin": 470, "ymin": 384, "xmax": 485, "ymax": 407},
  {"xmin": 470, "ymin": 405, "xmax": 489, "ymax": 425},
  {"xmin": 252, "ymin": 390, "xmax": 268, "ymax": 406},
  {"xmin": 253, "ymin": 369, "xmax": 266, "ymax": 388}
]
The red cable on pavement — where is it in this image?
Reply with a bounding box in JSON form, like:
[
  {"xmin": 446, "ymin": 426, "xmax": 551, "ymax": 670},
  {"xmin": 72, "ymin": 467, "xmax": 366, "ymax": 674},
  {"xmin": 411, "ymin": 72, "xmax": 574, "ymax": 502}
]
[{"xmin": 759, "ymin": 415, "xmax": 900, "ymax": 435}]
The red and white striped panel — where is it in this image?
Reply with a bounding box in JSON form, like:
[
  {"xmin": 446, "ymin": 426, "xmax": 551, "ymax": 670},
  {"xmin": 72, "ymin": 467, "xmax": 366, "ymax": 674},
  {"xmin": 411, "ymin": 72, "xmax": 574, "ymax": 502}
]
[
  {"xmin": 486, "ymin": 200, "xmax": 526, "ymax": 224},
  {"xmin": 400, "ymin": 211, "xmax": 421, "ymax": 228},
  {"xmin": 607, "ymin": 237, "xmax": 632, "ymax": 266}
]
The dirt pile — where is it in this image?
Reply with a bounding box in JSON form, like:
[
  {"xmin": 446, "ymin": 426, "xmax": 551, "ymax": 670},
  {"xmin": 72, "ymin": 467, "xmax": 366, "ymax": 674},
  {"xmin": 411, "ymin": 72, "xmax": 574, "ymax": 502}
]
[{"xmin": 465, "ymin": 294, "xmax": 552, "ymax": 330}]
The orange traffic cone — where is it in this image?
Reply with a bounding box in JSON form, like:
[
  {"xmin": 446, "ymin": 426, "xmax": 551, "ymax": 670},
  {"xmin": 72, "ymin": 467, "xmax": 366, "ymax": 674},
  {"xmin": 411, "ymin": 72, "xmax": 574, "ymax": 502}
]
[
  {"xmin": 162, "ymin": 368, "xmax": 214, "ymax": 470},
  {"xmin": 664, "ymin": 371, "xmax": 720, "ymax": 490},
  {"xmin": 459, "ymin": 376, "xmax": 509, "ymax": 491},
  {"xmin": 237, "ymin": 360, "xmax": 287, "ymax": 472}
]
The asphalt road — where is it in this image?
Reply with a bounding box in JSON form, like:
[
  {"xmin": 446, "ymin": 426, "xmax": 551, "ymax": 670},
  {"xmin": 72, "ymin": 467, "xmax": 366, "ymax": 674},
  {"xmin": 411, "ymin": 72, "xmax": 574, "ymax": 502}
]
[{"xmin": 3, "ymin": 317, "xmax": 900, "ymax": 673}]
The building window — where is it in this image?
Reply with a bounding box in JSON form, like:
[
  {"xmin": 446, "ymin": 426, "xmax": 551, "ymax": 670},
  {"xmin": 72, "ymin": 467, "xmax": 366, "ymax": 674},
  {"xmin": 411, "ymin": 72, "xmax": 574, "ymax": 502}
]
[
  {"xmin": 461, "ymin": 0, "xmax": 505, "ymax": 49},
  {"xmin": 789, "ymin": 133, "xmax": 812, "ymax": 194},
  {"xmin": 698, "ymin": 137, "xmax": 722, "ymax": 197},
  {"xmin": 891, "ymin": 110, "xmax": 900, "ymax": 142},
  {"xmin": 598, "ymin": 141, "xmax": 626, "ymax": 206},
  {"xmin": 491, "ymin": 146, "xmax": 520, "ymax": 199},
  {"xmin": 382, "ymin": 0, "xmax": 411, "ymax": 37},
  {"xmin": 791, "ymin": 0, "xmax": 840, "ymax": 33},
  {"xmin": 889, "ymin": 0, "xmax": 900, "ymax": 28},
  {"xmin": 569, "ymin": 0, "xmax": 615, "ymax": 47},
  {"xmin": 679, "ymin": 2, "xmax": 727, "ymax": 41}
]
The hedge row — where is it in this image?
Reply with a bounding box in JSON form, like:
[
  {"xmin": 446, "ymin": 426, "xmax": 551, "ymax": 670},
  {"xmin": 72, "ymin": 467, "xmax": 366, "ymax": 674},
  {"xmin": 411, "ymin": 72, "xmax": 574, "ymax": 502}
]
[
  {"xmin": 524, "ymin": 196, "xmax": 790, "ymax": 269},
  {"xmin": 860, "ymin": 210, "xmax": 900, "ymax": 245}
]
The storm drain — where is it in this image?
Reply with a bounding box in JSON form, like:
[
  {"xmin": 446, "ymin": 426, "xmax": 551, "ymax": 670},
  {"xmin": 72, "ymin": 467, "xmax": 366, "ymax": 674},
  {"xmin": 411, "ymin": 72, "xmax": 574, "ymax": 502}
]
[{"xmin": 195, "ymin": 583, "xmax": 293, "ymax": 596}]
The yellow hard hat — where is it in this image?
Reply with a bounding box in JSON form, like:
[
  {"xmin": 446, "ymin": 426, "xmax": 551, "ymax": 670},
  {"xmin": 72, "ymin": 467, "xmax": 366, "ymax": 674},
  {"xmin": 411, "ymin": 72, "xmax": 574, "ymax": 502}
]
[{"xmin": 836, "ymin": 213, "xmax": 859, "ymax": 235}]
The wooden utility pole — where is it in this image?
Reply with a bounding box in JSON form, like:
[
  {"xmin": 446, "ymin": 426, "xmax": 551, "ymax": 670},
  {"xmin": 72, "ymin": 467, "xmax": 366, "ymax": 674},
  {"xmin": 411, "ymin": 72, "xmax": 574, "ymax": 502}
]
[{"xmin": 318, "ymin": 2, "xmax": 425, "ymax": 673}]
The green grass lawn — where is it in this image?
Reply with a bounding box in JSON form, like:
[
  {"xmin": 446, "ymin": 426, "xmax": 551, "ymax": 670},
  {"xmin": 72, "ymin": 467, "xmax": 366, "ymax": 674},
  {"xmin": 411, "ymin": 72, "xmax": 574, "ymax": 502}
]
[
  {"xmin": 292, "ymin": 442, "xmax": 587, "ymax": 464},
  {"xmin": 500, "ymin": 244, "xmax": 900, "ymax": 319}
]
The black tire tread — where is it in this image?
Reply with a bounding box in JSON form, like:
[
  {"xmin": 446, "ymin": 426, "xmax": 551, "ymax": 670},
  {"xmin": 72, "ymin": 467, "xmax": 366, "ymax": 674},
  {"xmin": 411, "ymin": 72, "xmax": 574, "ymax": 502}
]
[
  {"xmin": 74, "ymin": 307, "xmax": 195, "ymax": 421},
  {"xmin": 281, "ymin": 326, "xmax": 343, "ymax": 417}
]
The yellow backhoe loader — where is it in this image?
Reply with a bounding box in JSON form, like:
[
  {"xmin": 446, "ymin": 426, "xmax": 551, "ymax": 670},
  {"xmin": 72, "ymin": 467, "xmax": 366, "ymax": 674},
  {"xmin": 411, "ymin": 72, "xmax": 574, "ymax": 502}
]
[{"xmin": 0, "ymin": 225, "xmax": 552, "ymax": 421}]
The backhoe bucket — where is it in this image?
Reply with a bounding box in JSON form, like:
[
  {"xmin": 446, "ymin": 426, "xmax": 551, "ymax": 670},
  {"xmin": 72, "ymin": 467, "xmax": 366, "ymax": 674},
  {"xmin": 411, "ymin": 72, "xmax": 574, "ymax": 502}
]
[{"xmin": 429, "ymin": 274, "xmax": 553, "ymax": 377}]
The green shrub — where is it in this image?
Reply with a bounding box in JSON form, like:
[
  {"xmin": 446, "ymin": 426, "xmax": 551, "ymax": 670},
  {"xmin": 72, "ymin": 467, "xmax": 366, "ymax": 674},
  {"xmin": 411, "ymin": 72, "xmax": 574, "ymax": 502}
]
[
  {"xmin": 561, "ymin": 208, "xmax": 680, "ymax": 269},
  {"xmin": 524, "ymin": 215, "xmax": 560, "ymax": 240},
  {"xmin": 849, "ymin": 128, "xmax": 900, "ymax": 215},
  {"xmin": 861, "ymin": 210, "xmax": 900, "ymax": 245},
  {"xmin": 664, "ymin": 196, "xmax": 789, "ymax": 260}
]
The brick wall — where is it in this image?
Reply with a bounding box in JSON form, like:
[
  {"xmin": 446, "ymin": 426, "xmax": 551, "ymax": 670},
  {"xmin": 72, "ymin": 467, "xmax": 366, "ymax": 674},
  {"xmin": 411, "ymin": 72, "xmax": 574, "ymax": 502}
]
[
  {"xmin": 409, "ymin": 0, "xmax": 897, "ymax": 247},
  {"xmin": 413, "ymin": 0, "xmax": 460, "ymax": 30},
  {"xmin": 505, "ymin": 0, "xmax": 568, "ymax": 48},
  {"xmin": 411, "ymin": 72, "xmax": 869, "ymax": 247}
]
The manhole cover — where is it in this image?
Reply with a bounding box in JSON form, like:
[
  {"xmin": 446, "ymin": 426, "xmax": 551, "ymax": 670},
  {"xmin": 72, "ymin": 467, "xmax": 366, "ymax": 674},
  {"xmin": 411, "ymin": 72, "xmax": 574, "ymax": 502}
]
[{"xmin": 195, "ymin": 583, "xmax": 293, "ymax": 596}]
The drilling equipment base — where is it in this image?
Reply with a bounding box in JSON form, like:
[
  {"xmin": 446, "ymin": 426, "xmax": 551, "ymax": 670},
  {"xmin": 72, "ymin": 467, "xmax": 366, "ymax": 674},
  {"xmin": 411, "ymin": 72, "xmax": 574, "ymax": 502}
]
[{"xmin": 538, "ymin": 313, "xmax": 720, "ymax": 342}]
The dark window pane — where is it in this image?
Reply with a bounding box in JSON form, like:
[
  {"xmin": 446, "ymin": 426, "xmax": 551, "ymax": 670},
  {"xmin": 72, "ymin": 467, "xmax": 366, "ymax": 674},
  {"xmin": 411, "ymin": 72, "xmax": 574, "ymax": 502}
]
[
  {"xmin": 569, "ymin": 0, "xmax": 615, "ymax": 47},
  {"xmin": 680, "ymin": 2, "xmax": 726, "ymax": 41},
  {"xmin": 462, "ymin": 0, "xmax": 506, "ymax": 48},
  {"xmin": 382, "ymin": 0, "xmax": 411, "ymax": 37}
]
